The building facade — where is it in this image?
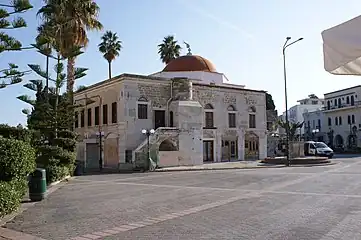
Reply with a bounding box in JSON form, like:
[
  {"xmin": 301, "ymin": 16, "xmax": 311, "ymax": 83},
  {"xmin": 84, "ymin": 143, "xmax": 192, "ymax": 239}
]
[
  {"xmin": 322, "ymin": 85, "xmax": 361, "ymax": 149},
  {"xmin": 74, "ymin": 55, "xmax": 267, "ymax": 169}
]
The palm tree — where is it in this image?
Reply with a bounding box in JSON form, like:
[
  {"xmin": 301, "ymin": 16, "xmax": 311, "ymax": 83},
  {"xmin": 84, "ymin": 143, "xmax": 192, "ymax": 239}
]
[
  {"xmin": 278, "ymin": 120, "xmax": 304, "ymax": 141},
  {"xmin": 37, "ymin": 0, "xmax": 103, "ymax": 99},
  {"xmin": 157, "ymin": 35, "xmax": 182, "ymax": 64},
  {"xmin": 98, "ymin": 31, "xmax": 122, "ymax": 79}
]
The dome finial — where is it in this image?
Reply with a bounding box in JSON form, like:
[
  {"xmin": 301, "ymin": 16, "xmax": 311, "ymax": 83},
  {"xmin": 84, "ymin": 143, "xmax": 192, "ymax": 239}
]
[{"xmin": 183, "ymin": 41, "xmax": 192, "ymax": 55}]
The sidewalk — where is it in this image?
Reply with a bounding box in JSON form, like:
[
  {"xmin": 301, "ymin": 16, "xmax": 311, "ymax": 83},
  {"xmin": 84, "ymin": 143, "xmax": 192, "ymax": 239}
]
[{"xmin": 155, "ymin": 161, "xmax": 282, "ymax": 172}]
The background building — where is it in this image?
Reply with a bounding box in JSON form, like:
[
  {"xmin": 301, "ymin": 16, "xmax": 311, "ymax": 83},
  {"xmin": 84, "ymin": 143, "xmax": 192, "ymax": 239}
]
[{"xmin": 279, "ymin": 94, "xmax": 324, "ymax": 136}]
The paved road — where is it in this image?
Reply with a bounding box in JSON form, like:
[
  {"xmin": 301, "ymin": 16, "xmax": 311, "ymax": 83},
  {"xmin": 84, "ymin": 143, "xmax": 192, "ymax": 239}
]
[{"xmin": 5, "ymin": 157, "xmax": 361, "ymax": 240}]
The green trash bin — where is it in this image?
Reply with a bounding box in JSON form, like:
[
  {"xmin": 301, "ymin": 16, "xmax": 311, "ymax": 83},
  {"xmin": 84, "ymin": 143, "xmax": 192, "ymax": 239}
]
[{"xmin": 29, "ymin": 168, "xmax": 47, "ymax": 201}]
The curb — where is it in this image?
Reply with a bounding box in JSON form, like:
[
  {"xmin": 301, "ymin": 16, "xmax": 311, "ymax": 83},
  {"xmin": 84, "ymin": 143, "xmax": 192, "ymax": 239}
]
[
  {"xmin": 0, "ymin": 176, "xmax": 71, "ymax": 227},
  {"xmin": 155, "ymin": 164, "xmax": 287, "ymax": 172},
  {"xmin": 154, "ymin": 161, "xmax": 337, "ymax": 172},
  {"xmin": 0, "ymin": 227, "xmax": 46, "ymax": 240}
]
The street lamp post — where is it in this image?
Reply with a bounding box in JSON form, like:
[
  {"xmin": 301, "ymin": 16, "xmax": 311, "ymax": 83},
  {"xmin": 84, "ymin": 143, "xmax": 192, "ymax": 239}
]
[
  {"xmin": 141, "ymin": 129, "xmax": 155, "ymax": 170},
  {"xmin": 96, "ymin": 131, "xmax": 105, "ymax": 170},
  {"xmin": 312, "ymin": 129, "xmax": 319, "ymax": 141},
  {"xmin": 283, "ymin": 36, "xmax": 303, "ymax": 166}
]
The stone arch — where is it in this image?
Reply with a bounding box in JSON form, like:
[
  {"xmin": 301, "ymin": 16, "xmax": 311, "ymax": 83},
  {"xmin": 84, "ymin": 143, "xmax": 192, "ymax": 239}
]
[
  {"xmin": 138, "ymin": 96, "xmax": 148, "ymax": 102},
  {"xmin": 248, "ymin": 106, "xmax": 256, "ymax": 113},
  {"xmin": 245, "ymin": 131, "xmax": 259, "ymax": 160},
  {"xmin": 204, "ymin": 103, "xmax": 214, "ymax": 109},
  {"xmin": 227, "ymin": 105, "xmax": 236, "ymax": 111},
  {"xmin": 159, "ymin": 139, "xmax": 178, "ymax": 151}
]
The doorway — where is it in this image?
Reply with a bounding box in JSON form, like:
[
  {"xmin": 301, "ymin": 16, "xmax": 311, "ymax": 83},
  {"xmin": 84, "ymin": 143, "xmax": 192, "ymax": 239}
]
[
  {"xmin": 203, "ymin": 140, "xmax": 214, "ymax": 162},
  {"xmin": 222, "ymin": 140, "xmax": 238, "ymax": 161},
  {"xmin": 245, "ymin": 132, "xmax": 259, "ymax": 160},
  {"xmin": 154, "ymin": 110, "xmax": 166, "ymax": 129}
]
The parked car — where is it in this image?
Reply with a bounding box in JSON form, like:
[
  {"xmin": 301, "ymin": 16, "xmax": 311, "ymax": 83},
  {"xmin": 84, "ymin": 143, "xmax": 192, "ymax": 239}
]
[{"xmin": 304, "ymin": 141, "xmax": 334, "ymax": 158}]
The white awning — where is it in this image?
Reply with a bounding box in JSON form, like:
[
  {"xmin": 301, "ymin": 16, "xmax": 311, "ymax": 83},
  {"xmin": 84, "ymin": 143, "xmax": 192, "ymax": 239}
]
[{"xmin": 322, "ymin": 15, "xmax": 361, "ymax": 75}]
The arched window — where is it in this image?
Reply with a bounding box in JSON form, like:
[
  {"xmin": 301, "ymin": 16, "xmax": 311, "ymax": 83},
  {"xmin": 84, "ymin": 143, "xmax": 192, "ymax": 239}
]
[
  {"xmin": 249, "ymin": 106, "xmax": 256, "ymax": 128},
  {"xmin": 137, "ymin": 96, "xmax": 148, "ymax": 119},
  {"xmin": 339, "ymin": 116, "xmax": 342, "ymax": 125},
  {"xmin": 228, "ymin": 105, "xmax": 236, "ymax": 128},
  {"xmin": 204, "ymin": 103, "xmax": 214, "ymax": 128},
  {"xmin": 327, "ymin": 101, "xmax": 330, "ymax": 110},
  {"xmin": 351, "ymin": 95, "xmax": 355, "ymax": 106},
  {"xmin": 346, "ymin": 96, "xmax": 350, "ymax": 104}
]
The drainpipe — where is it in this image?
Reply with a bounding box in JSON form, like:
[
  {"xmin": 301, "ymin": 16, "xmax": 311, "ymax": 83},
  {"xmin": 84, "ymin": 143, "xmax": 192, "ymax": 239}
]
[{"xmin": 166, "ymin": 80, "xmax": 173, "ymax": 127}]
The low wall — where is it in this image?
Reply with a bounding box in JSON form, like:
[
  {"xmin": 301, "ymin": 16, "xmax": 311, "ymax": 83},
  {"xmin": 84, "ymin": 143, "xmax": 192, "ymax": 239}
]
[{"xmin": 158, "ymin": 151, "xmax": 181, "ymax": 167}]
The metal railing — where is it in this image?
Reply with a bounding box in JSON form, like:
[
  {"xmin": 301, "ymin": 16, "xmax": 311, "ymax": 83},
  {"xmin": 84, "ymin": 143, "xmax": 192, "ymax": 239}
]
[{"xmin": 323, "ymin": 101, "xmax": 361, "ymax": 111}]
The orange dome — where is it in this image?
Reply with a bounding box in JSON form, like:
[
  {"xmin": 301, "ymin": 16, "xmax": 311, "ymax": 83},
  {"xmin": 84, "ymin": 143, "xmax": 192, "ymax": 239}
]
[{"xmin": 163, "ymin": 55, "xmax": 217, "ymax": 72}]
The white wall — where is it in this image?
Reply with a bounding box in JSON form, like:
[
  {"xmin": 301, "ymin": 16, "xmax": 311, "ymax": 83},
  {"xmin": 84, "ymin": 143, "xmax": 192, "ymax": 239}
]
[{"xmin": 151, "ymin": 71, "xmax": 231, "ymax": 85}]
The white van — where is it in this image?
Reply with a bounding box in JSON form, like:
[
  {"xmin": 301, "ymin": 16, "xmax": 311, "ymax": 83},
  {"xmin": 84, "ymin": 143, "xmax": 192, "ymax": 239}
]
[{"xmin": 304, "ymin": 141, "xmax": 334, "ymax": 158}]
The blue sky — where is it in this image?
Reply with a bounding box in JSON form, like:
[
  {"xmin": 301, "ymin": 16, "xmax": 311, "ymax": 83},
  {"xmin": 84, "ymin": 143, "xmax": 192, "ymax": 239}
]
[{"xmin": 2, "ymin": 0, "xmax": 361, "ymax": 126}]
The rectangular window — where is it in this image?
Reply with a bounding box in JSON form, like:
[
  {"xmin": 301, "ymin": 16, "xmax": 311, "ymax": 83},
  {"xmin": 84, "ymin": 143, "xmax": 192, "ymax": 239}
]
[
  {"xmin": 348, "ymin": 115, "xmax": 351, "ymax": 124},
  {"xmin": 328, "ymin": 117, "xmax": 331, "ymax": 126},
  {"xmin": 111, "ymin": 102, "xmax": 117, "ymax": 123},
  {"xmin": 87, "ymin": 108, "xmax": 92, "ymax": 126},
  {"xmin": 94, "ymin": 106, "xmax": 100, "ymax": 125},
  {"xmin": 125, "ymin": 150, "xmax": 132, "ymax": 163},
  {"xmin": 74, "ymin": 111, "xmax": 79, "ymax": 128},
  {"xmin": 352, "ymin": 115, "xmax": 355, "ymax": 124},
  {"xmin": 230, "ymin": 140, "xmax": 238, "ymax": 158},
  {"xmin": 205, "ymin": 112, "xmax": 214, "ymax": 128},
  {"xmin": 81, "ymin": 110, "xmax": 85, "ymax": 127},
  {"xmin": 249, "ymin": 114, "xmax": 256, "ymax": 128},
  {"xmin": 228, "ymin": 113, "xmax": 236, "ymax": 128},
  {"xmin": 318, "ymin": 119, "xmax": 321, "ymax": 130},
  {"xmin": 138, "ymin": 104, "xmax": 148, "ymax": 119},
  {"xmin": 102, "ymin": 104, "xmax": 108, "ymax": 124}
]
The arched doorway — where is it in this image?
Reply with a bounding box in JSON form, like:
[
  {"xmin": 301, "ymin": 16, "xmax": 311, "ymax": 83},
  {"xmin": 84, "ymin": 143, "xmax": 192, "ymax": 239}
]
[
  {"xmin": 159, "ymin": 139, "xmax": 177, "ymax": 151},
  {"xmin": 335, "ymin": 134, "xmax": 344, "ymax": 147},
  {"xmin": 245, "ymin": 132, "xmax": 259, "ymax": 160}
]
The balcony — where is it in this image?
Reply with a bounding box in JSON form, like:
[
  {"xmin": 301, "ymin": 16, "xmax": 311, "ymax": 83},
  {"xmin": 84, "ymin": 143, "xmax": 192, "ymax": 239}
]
[{"xmin": 322, "ymin": 101, "xmax": 361, "ymax": 112}]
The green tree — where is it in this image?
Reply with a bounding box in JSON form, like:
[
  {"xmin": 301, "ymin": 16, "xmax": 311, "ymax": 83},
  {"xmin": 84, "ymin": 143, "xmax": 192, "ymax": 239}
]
[
  {"xmin": 37, "ymin": 0, "xmax": 103, "ymax": 102},
  {"xmin": 158, "ymin": 35, "xmax": 182, "ymax": 64},
  {"xmin": 266, "ymin": 93, "xmax": 276, "ymax": 111},
  {"xmin": 98, "ymin": 31, "xmax": 122, "ymax": 79},
  {"xmin": 0, "ymin": 0, "xmax": 32, "ymax": 89}
]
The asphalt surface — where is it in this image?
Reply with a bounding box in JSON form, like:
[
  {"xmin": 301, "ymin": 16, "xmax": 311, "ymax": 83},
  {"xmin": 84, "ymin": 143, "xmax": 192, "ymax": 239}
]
[{"xmin": 5, "ymin": 156, "xmax": 361, "ymax": 240}]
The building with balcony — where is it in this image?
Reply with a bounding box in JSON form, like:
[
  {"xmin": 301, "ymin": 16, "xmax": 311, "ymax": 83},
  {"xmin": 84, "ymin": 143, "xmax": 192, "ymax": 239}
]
[
  {"xmin": 322, "ymin": 85, "xmax": 361, "ymax": 149},
  {"xmin": 74, "ymin": 55, "xmax": 267, "ymax": 170}
]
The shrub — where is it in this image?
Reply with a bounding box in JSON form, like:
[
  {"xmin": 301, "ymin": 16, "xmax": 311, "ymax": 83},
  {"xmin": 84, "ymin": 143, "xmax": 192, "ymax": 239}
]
[
  {"xmin": 36, "ymin": 145, "xmax": 76, "ymax": 166},
  {"xmin": 0, "ymin": 179, "xmax": 27, "ymax": 217},
  {"xmin": 0, "ymin": 124, "xmax": 33, "ymax": 143},
  {"xmin": 45, "ymin": 164, "xmax": 70, "ymax": 183},
  {"xmin": 0, "ymin": 137, "xmax": 36, "ymax": 181}
]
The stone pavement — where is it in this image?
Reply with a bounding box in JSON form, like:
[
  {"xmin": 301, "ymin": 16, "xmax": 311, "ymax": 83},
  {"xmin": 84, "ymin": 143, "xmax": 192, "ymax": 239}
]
[{"xmin": 3, "ymin": 156, "xmax": 361, "ymax": 239}]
